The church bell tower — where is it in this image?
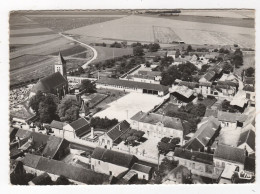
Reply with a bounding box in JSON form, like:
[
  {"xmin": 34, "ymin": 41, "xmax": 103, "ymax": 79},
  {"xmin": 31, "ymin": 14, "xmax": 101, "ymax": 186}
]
[{"xmin": 55, "ymin": 52, "xmax": 67, "ymax": 80}]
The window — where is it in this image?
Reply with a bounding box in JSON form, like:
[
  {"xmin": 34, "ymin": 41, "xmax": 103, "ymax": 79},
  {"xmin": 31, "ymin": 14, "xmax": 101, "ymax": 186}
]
[
  {"xmin": 143, "ymin": 175, "xmax": 146, "ymax": 179},
  {"xmin": 109, "ymin": 171, "xmax": 112, "ymax": 175},
  {"xmin": 98, "ymin": 161, "xmax": 100, "ymax": 165}
]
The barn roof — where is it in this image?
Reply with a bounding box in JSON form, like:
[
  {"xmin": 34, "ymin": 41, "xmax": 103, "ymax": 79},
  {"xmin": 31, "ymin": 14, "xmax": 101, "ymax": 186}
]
[
  {"xmin": 106, "ymin": 120, "xmax": 131, "ymax": 141},
  {"xmin": 237, "ymin": 129, "xmax": 255, "ymax": 151},
  {"xmin": 96, "ymin": 78, "xmax": 168, "ymax": 92},
  {"xmin": 214, "ymin": 144, "xmax": 246, "ymax": 164},
  {"xmin": 92, "ymin": 147, "xmax": 137, "ymax": 168},
  {"xmin": 130, "ymin": 111, "xmax": 183, "ymax": 131}
]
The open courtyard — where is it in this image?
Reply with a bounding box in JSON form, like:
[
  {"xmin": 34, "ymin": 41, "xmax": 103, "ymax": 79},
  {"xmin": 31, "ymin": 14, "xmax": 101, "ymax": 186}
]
[{"xmin": 94, "ymin": 92, "xmax": 168, "ymax": 121}]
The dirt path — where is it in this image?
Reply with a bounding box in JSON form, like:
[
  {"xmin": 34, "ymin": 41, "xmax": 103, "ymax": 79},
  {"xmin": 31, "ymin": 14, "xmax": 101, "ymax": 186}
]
[{"xmin": 59, "ymin": 33, "xmax": 97, "ymax": 69}]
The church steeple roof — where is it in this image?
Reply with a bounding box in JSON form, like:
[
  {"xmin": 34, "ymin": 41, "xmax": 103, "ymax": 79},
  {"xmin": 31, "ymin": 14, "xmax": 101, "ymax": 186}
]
[{"xmin": 57, "ymin": 52, "xmax": 66, "ymax": 65}]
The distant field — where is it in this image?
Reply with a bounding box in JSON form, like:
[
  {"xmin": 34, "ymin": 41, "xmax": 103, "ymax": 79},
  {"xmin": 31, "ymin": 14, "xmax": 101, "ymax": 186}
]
[
  {"xmin": 153, "ymin": 26, "xmax": 182, "ymax": 43},
  {"xmin": 10, "ymin": 54, "xmax": 49, "ymax": 71},
  {"xmin": 28, "ymin": 16, "xmax": 124, "ymax": 32},
  {"xmin": 92, "ymin": 46, "xmax": 133, "ymax": 63},
  {"xmin": 180, "ymin": 10, "xmax": 254, "ymax": 18},
  {"xmin": 50, "ymin": 45, "xmax": 87, "ymax": 57},
  {"xmin": 67, "ymin": 15, "xmax": 254, "ymax": 48},
  {"xmin": 18, "ymin": 10, "xmax": 129, "ymax": 15},
  {"xmin": 147, "ymin": 15, "xmax": 254, "ymax": 28}
]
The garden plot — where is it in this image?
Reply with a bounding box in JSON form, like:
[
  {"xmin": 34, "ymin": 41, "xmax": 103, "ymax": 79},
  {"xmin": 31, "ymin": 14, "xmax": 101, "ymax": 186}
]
[{"xmin": 94, "ymin": 92, "xmax": 165, "ymax": 121}]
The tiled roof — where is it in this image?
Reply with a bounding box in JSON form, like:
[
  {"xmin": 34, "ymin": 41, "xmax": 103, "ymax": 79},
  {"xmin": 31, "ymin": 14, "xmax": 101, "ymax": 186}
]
[
  {"xmin": 237, "ymin": 129, "xmax": 255, "ymax": 151},
  {"xmin": 69, "ymin": 118, "xmax": 91, "ymax": 137},
  {"xmin": 130, "ymin": 111, "xmax": 184, "ymax": 131},
  {"xmin": 32, "ymin": 72, "xmax": 67, "ymax": 93},
  {"xmin": 106, "ymin": 120, "xmax": 131, "ymax": 141},
  {"xmin": 213, "ymin": 144, "xmax": 246, "ymax": 164},
  {"xmin": 244, "ymin": 157, "xmax": 255, "ymax": 173},
  {"xmin": 203, "ymin": 71, "xmax": 216, "ymax": 81},
  {"xmin": 22, "ymin": 153, "xmax": 41, "ymax": 168},
  {"xmin": 15, "ymin": 129, "xmax": 32, "ymax": 139},
  {"xmin": 217, "ymin": 111, "xmax": 248, "ymax": 123},
  {"xmin": 243, "ymin": 85, "xmax": 255, "ymax": 92},
  {"xmin": 92, "ymin": 147, "xmax": 137, "ymax": 168},
  {"xmin": 23, "ymin": 154, "xmax": 109, "ymax": 184},
  {"xmin": 170, "ymin": 85, "xmax": 194, "ymax": 98},
  {"xmin": 30, "ymin": 172, "xmax": 52, "ymax": 185},
  {"xmin": 199, "ymin": 82, "xmax": 212, "ymax": 87},
  {"xmin": 244, "ymin": 77, "xmax": 255, "ymax": 85},
  {"xmin": 16, "ymin": 129, "xmax": 68, "ymax": 159},
  {"xmin": 131, "ymin": 163, "xmax": 153, "ymax": 174},
  {"xmin": 96, "ymin": 78, "xmax": 168, "ymax": 92},
  {"xmin": 178, "ymin": 81, "xmax": 198, "ymax": 89},
  {"xmin": 174, "ymin": 148, "xmax": 214, "ymax": 165},
  {"xmin": 184, "ymin": 116, "xmax": 220, "ymax": 150},
  {"xmin": 50, "ymin": 120, "xmax": 66, "ymax": 130},
  {"xmin": 138, "ymin": 70, "xmax": 161, "ymax": 77},
  {"xmin": 204, "ymin": 109, "xmax": 218, "ymax": 118}
]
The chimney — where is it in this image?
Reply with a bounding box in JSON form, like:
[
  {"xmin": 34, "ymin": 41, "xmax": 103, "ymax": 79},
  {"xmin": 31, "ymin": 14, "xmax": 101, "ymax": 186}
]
[{"xmin": 90, "ymin": 127, "xmax": 94, "ymax": 138}]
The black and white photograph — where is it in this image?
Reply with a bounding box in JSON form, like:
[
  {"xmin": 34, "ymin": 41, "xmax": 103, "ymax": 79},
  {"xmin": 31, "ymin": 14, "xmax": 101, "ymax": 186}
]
[{"xmin": 1, "ymin": 1, "xmax": 258, "ymax": 192}]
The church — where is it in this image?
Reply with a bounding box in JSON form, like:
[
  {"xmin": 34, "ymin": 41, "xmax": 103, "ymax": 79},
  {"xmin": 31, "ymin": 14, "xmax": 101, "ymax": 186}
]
[{"xmin": 30, "ymin": 52, "xmax": 69, "ymax": 98}]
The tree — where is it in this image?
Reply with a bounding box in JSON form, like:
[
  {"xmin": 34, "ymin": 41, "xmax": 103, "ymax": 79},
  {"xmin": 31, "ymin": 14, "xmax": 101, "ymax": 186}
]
[
  {"xmin": 245, "ymin": 67, "xmax": 255, "ymax": 77},
  {"xmin": 154, "ymin": 157, "xmax": 178, "ymax": 184},
  {"xmin": 38, "ymin": 94, "xmax": 58, "ymax": 123},
  {"xmin": 187, "ymin": 45, "xmax": 193, "ymax": 53},
  {"xmin": 233, "ymin": 55, "xmax": 243, "ymax": 68},
  {"xmin": 145, "ymin": 61, "xmax": 151, "ymax": 67},
  {"xmin": 77, "ymin": 66, "xmax": 85, "ymax": 74},
  {"xmin": 222, "ymin": 62, "xmax": 233, "ymax": 73},
  {"xmin": 58, "ymin": 97, "xmax": 81, "ymax": 123},
  {"xmin": 133, "ymin": 46, "xmax": 144, "ymax": 56},
  {"xmin": 80, "ymin": 80, "xmax": 96, "ymax": 93},
  {"xmin": 148, "ymin": 43, "xmax": 160, "ymax": 52},
  {"xmin": 175, "ymin": 49, "xmax": 180, "ymax": 58},
  {"xmin": 201, "ymin": 64, "xmax": 210, "ymax": 73},
  {"xmin": 29, "ymin": 91, "xmax": 45, "ymax": 114},
  {"xmin": 55, "ymin": 175, "xmax": 70, "ymax": 185}
]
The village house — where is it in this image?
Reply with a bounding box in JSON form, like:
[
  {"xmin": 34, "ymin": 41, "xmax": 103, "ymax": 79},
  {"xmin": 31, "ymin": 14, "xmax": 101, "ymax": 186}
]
[
  {"xmin": 63, "ymin": 118, "xmax": 91, "ymax": 139},
  {"xmin": 50, "ymin": 120, "xmax": 67, "ymax": 137},
  {"xmin": 169, "ymin": 84, "xmax": 196, "ymax": 105},
  {"xmin": 183, "ymin": 116, "xmax": 221, "ymax": 151},
  {"xmin": 162, "ymin": 165, "xmax": 191, "ymax": 184},
  {"xmin": 96, "ymin": 78, "xmax": 168, "ymax": 96},
  {"xmin": 130, "ymin": 111, "xmax": 184, "ymax": 144},
  {"xmin": 91, "ymin": 147, "xmax": 138, "ymax": 177},
  {"xmin": 217, "ymin": 111, "xmax": 248, "ymax": 128},
  {"xmin": 30, "ymin": 53, "xmax": 68, "ymax": 99},
  {"xmin": 15, "ymin": 129, "xmax": 70, "ymax": 160},
  {"xmin": 22, "ymin": 153, "xmax": 109, "ymax": 185},
  {"xmin": 237, "ymin": 128, "xmax": 255, "ymax": 155},
  {"xmin": 130, "ymin": 163, "xmax": 153, "ymax": 181},
  {"xmin": 28, "ymin": 172, "xmax": 53, "ymax": 185},
  {"xmin": 99, "ymin": 120, "xmax": 131, "ymax": 149},
  {"xmin": 173, "ymin": 148, "xmax": 223, "ymax": 180},
  {"xmin": 213, "ymin": 144, "xmax": 246, "ymax": 173}
]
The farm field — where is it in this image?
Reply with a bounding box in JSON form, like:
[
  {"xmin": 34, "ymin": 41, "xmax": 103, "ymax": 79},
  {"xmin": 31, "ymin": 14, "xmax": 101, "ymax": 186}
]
[
  {"xmin": 153, "ymin": 26, "xmax": 182, "ymax": 43},
  {"xmin": 66, "ymin": 15, "xmax": 255, "ymax": 48},
  {"xmin": 91, "ymin": 46, "xmax": 133, "ymax": 63},
  {"xmin": 180, "ymin": 9, "xmax": 254, "ymax": 19},
  {"xmin": 28, "ymin": 16, "xmax": 125, "ymax": 32},
  {"xmin": 234, "ymin": 52, "xmax": 255, "ymax": 76},
  {"xmin": 146, "ymin": 15, "xmax": 254, "ymax": 28},
  {"xmin": 50, "ymin": 45, "xmax": 87, "ymax": 57},
  {"xmin": 10, "ymin": 54, "xmax": 50, "ymax": 71}
]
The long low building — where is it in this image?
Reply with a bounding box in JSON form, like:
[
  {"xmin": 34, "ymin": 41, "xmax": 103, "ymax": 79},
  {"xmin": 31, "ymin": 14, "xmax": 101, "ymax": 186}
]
[{"xmin": 96, "ymin": 78, "xmax": 168, "ymax": 96}]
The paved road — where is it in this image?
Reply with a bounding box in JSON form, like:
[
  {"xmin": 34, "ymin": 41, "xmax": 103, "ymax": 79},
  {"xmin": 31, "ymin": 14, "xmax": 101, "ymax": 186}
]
[{"xmin": 59, "ymin": 33, "xmax": 98, "ymax": 69}]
